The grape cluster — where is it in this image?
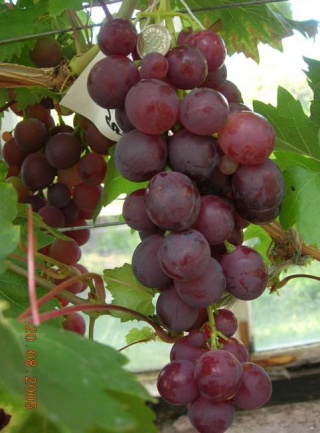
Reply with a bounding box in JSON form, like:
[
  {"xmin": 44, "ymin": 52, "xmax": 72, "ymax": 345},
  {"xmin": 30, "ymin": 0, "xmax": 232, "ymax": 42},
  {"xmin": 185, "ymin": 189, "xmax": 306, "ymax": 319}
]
[
  {"xmin": 87, "ymin": 18, "xmax": 282, "ymax": 433},
  {"xmin": 3, "ymin": 90, "xmax": 115, "ymax": 335}
]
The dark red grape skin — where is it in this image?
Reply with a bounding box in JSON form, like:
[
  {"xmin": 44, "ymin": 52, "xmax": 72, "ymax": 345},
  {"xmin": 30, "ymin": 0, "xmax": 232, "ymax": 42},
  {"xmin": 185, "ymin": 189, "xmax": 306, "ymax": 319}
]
[
  {"xmin": 38, "ymin": 205, "xmax": 65, "ymax": 228},
  {"xmin": 62, "ymin": 312, "xmax": 86, "ymax": 336},
  {"xmin": 166, "ymin": 45, "xmax": 208, "ymax": 90},
  {"xmin": 218, "ymin": 337, "xmax": 249, "ymax": 363},
  {"xmin": 157, "ymin": 229, "xmax": 211, "ymax": 281},
  {"xmin": 220, "ymin": 245, "xmax": 268, "ymax": 301},
  {"xmin": 114, "ymin": 129, "xmax": 168, "ymax": 182},
  {"xmin": 170, "ymin": 335, "xmax": 208, "ymax": 363},
  {"xmin": 122, "ymin": 189, "xmax": 158, "ymax": 232},
  {"xmin": 218, "ymin": 111, "xmax": 275, "ymax": 165},
  {"xmin": 156, "ymin": 286, "xmax": 201, "ymax": 332},
  {"xmin": 215, "ymin": 308, "xmax": 238, "ymax": 338},
  {"xmin": 157, "ymin": 360, "xmax": 199, "ymax": 405},
  {"xmin": 87, "ymin": 56, "xmax": 140, "ymax": 109},
  {"xmin": 14, "ymin": 118, "xmax": 47, "ymax": 153},
  {"xmin": 98, "ymin": 18, "xmax": 137, "ymax": 56},
  {"xmin": 124, "ymin": 79, "xmax": 179, "ymax": 135},
  {"xmin": 140, "ymin": 52, "xmax": 169, "ymax": 80},
  {"xmin": 77, "ymin": 153, "xmax": 107, "ymax": 186},
  {"xmin": 47, "ymin": 183, "xmax": 71, "ymax": 208},
  {"xmin": 45, "ymin": 133, "xmax": 81, "ymax": 170},
  {"xmin": 29, "ymin": 37, "xmax": 63, "ymax": 68},
  {"xmin": 188, "ymin": 397, "xmax": 235, "ymax": 433},
  {"xmin": 85, "ymin": 123, "xmax": 115, "ymax": 155},
  {"xmin": 2, "ymin": 137, "xmax": 29, "ymax": 168},
  {"xmin": 194, "ymin": 349, "xmax": 243, "ymax": 401},
  {"xmin": 232, "ymin": 362, "xmax": 272, "ymax": 409},
  {"xmin": 49, "ymin": 238, "xmax": 81, "ymax": 265},
  {"xmin": 145, "ymin": 171, "xmax": 201, "ymax": 232},
  {"xmin": 21, "ymin": 152, "xmax": 56, "ymax": 190},
  {"xmin": 132, "ymin": 234, "xmax": 172, "ymax": 290}
]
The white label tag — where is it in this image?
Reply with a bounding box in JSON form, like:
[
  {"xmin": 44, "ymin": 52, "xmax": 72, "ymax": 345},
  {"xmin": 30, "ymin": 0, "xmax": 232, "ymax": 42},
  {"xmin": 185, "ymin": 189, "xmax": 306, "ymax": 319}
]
[{"xmin": 60, "ymin": 51, "xmax": 122, "ymax": 141}]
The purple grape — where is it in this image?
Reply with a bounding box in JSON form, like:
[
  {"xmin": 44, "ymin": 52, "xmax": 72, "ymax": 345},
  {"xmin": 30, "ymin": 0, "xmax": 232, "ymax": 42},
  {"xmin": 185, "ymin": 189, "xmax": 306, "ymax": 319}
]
[
  {"xmin": 87, "ymin": 56, "xmax": 140, "ymax": 109},
  {"xmin": 2, "ymin": 137, "xmax": 29, "ymax": 168},
  {"xmin": 85, "ymin": 123, "xmax": 115, "ymax": 155},
  {"xmin": 145, "ymin": 171, "xmax": 201, "ymax": 231},
  {"xmin": 218, "ymin": 337, "xmax": 249, "ymax": 363},
  {"xmin": 170, "ymin": 335, "xmax": 208, "ymax": 363},
  {"xmin": 187, "ymin": 329, "xmax": 207, "ymax": 348},
  {"xmin": 157, "ymin": 360, "xmax": 199, "ymax": 405},
  {"xmin": 215, "ymin": 308, "xmax": 238, "ymax": 338},
  {"xmin": 23, "ymin": 194, "xmax": 47, "ymax": 212},
  {"xmin": 38, "ymin": 205, "xmax": 65, "ymax": 228},
  {"xmin": 156, "ymin": 285, "xmax": 201, "ymax": 332},
  {"xmin": 168, "ymin": 128, "xmax": 219, "ymax": 181},
  {"xmin": 188, "ymin": 397, "xmax": 235, "ymax": 433},
  {"xmin": 194, "ymin": 349, "xmax": 242, "ymax": 401},
  {"xmin": 174, "ymin": 257, "xmax": 226, "ymax": 308},
  {"xmin": 232, "ymin": 362, "xmax": 272, "ymax": 409},
  {"xmin": 179, "ymin": 87, "xmax": 229, "ymax": 136},
  {"xmin": 47, "ymin": 183, "xmax": 71, "ymax": 208},
  {"xmin": 132, "ymin": 234, "xmax": 172, "ymax": 290},
  {"xmin": 140, "ymin": 52, "xmax": 169, "ymax": 80},
  {"xmin": 157, "ymin": 229, "xmax": 211, "ymax": 281},
  {"xmin": 166, "ymin": 45, "xmax": 208, "ymax": 89},
  {"xmin": 98, "ymin": 18, "xmax": 137, "ymax": 56},
  {"xmin": 192, "ymin": 195, "xmax": 235, "ymax": 245},
  {"xmin": 125, "ymin": 79, "xmax": 179, "ymax": 134},
  {"xmin": 114, "ymin": 129, "xmax": 167, "ymax": 182},
  {"xmin": 14, "ymin": 117, "xmax": 47, "ymax": 153},
  {"xmin": 45, "ymin": 133, "xmax": 81, "ymax": 169},
  {"xmin": 184, "ymin": 30, "xmax": 227, "ymax": 72},
  {"xmin": 220, "ymin": 245, "xmax": 268, "ymax": 301},
  {"xmin": 122, "ymin": 189, "xmax": 158, "ymax": 232},
  {"xmin": 114, "ymin": 107, "xmax": 134, "ymax": 133},
  {"xmin": 219, "ymin": 79, "xmax": 243, "ymax": 103},
  {"xmin": 200, "ymin": 64, "xmax": 227, "ymax": 90},
  {"xmin": 21, "ymin": 152, "xmax": 56, "ymax": 190}
]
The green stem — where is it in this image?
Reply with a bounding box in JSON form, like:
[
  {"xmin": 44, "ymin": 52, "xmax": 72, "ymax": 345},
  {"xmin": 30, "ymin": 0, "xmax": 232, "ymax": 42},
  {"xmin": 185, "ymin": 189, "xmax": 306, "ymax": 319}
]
[
  {"xmin": 69, "ymin": 44, "xmax": 99, "ymax": 76},
  {"xmin": 206, "ymin": 305, "xmax": 218, "ymax": 350},
  {"xmin": 116, "ymin": 0, "xmax": 138, "ymax": 20}
]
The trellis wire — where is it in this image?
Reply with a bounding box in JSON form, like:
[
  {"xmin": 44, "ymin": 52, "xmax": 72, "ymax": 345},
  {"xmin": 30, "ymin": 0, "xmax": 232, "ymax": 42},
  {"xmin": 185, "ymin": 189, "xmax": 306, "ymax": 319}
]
[{"xmin": 0, "ymin": 0, "xmax": 290, "ymax": 45}]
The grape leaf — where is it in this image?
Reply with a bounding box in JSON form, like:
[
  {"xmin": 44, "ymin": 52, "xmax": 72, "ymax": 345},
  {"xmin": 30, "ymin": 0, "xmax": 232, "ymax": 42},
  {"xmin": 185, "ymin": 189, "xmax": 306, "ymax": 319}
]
[
  {"xmin": 280, "ymin": 166, "xmax": 320, "ymax": 246},
  {"xmin": 0, "ymin": 317, "xmax": 157, "ymax": 433},
  {"xmin": 48, "ymin": 0, "xmax": 85, "ymax": 17},
  {"xmin": 244, "ymin": 224, "xmax": 273, "ymax": 266},
  {"xmin": 126, "ymin": 326, "xmax": 156, "ymax": 345},
  {"xmin": 0, "ymin": 183, "xmax": 20, "ymax": 274},
  {"xmin": 310, "ymin": 83, "xmax": 320, "ymax": 128},
  {"xmin": 253, "ymin": 87, "xmax": 320, "ymax": 162},
  {"xmin": 303, "ymin": 56, "xmax": 320, "ymax": 90},
  {"xmin": 0, "ymin": 160, "xmax": 8, "ymax": 181},
  {"xmin": 103, "ymin": 263, "xmax": 156, "ymax": 322}
]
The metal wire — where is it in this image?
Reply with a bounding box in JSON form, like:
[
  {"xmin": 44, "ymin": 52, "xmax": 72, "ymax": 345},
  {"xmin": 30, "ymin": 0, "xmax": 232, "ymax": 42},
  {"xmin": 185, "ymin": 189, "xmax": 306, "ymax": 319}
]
[
  {"xmin": 57, "ymin": 221, "xmax": 127, "ymax": 232},
  {"xmin": 0, "ymin": 0, "xmax": 290, "ymax": 45}
]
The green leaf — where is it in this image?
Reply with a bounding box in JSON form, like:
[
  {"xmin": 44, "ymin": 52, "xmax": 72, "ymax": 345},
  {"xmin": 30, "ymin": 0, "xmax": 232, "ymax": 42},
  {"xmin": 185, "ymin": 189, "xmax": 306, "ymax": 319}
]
[
  {"xmin": 103, "ymin": 263, "xmax": 156, "ymax": 322},
  {"xmin": 244, "ymin": 224, "xmax": 273, "ymax": 266},
  {"xmin": 0, "ymin": 160, "xmax": 8, "ymax": 181},
  {"xmin": 0, "ymin": 317, "xmax": 156, "ymax": 433},
  {"xmin": 310, "ymin": 83, "xmax": 320, "ymax": 128},
  {"xmin": 253, "ymin": 87, "xmax": 320, "ymax": 162},
  {"xmin": 0, "ymin": 183, "xmax": 20, "ymax": 273},
  {"xmin": 280, "ymin": 166, "xmax": 320, "ymax": 246},
  {"xmin": 126, "ymin": 326, "xmax": 155, "ymax": 345},
  {"xmin": 48, "ymin": 0, "xmax": 84, "ymax": 17},
  {"xmin": 97, "ymin": 150, "xmax": 148, "ymax": 217},
  {"xmin": 304, "ymin": 56, "xmax": 320, "ymax": 90}
]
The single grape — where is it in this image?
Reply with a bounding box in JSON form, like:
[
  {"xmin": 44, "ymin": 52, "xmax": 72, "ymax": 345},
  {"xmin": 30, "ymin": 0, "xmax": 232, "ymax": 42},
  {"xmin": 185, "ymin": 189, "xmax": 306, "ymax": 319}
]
[
  {"xmin": 23, "ymin": 194, "xmax": 47, "ymax": 212},
  {"xmin": 65, "ymin": 217, "xmax": 91, "ymax": 246},
  {"xmin": 62, "ymin": 313, "xmax": 86, "ymax": 336},
  {"xmin": 61, "ymin": 199, "xmax": 80, "ymax": 225},
  {"xmin": 98, "ymin": 18, "xmax": 137, "ymax": 56},
  {"xmin": 132, "ymin": 234, "xmax": 172, "ymax": 290},
  {"xmin": 38, "ymin": 205, "xmax": 65, "ymax": 228},
  {"xmin": 114, "ymin": 129, "xmax": 167, "ymax": 182},
  {"xmin": 157, "ymin": 229, "xmax": 211, "ymax": 281},
  {"xmin": 200, "ymin": 64, "xmax": 227, "ymax": 90},
  {"xmin": 218, "ymin": 111, "xmax": 275, "ymax": 165},
  {"xmin": 219, "ymin": 79, "xmax": 243, "ymax": 103},
  {"xmin": 194, "ymin": 349, "xmax": 243, "ymax": 401},
  {"xmin": 179, "ymin": 88, "xmax": 229, "ymax": 136},
  {"xmin": 184, "ymin": 30, "xmax": 227, "ymax": 72},
  {"xmin": 187, "ymin": 329, "xmax": 207, "ymax": 348},
  {"xmin": 156, "ymin": 285, "xmax": 201, "ymax": 332},
  {"xmin": 27, "ymin": 103, "xmax": 51, "ymax": 124},
  {"xmin": 57, "ymin": 164, "xmax": 81, "ymax": 188},
  {"xmin": 232, "ymin": 362, "xmax": 272, "ymax": 409},
  {"xmin": 217, "ymin": 337, "xmax": 249, "ymax": 363},
  {"xmin": 21, "ymin": 152, "xmax": 56, "ymax": 190},
  {"xmin": 174, "ymin": 257, "xmax": 226, "ymax": 308},
  {"xmin": 53, "ymin": 265, "xmax": 83, "ymax": 295},
  {"xmin": 170, "ymin": 335, "xmax": 208, "ymax": 363},
  {"xmin": 85, "ymin": 123, "xmax": 115, "ymax": 155},
  {"xmin": 140, "ymin": 52, "xmax": 169, "ymax": 80},
  {"xmin": 73, "ymin": 183, "xmax": 102, "ymax": 213},
  {"xmin": 114, "ymin": 107, "xmax": 134, "ymax": 133},
  {"xmin": 168, "ymin": 128, "xmax": 219, "ymax": 181},
  {"xmin": 49, "ymin": 238, "xmax": 81, "ymax": 265},
  {"xmin": 145, "ymin": 171, "xmax": 201, "ymax": 231},
  {"xmin": 47, "ymin": 183, "xmax": 71, "ymax": 208},
  {"xmin": 220, "ymin": 245, "xmax": 268, "ymax": 301},
  {"xmin": 2, "ymin": 137, "xmax": 29, "ymax": 168},
  {"xmin": 124, "ymin": 78, "xmax": 179, "ymax": 135},
  {"xmin": 192, "ymin": 195, "xmax": 235, "ymax": 245},
  {"xmin": 77, "ymin": 152, "xmax": 107, "ymax": 186},
  {"xmin": 166, "ymin": 45, "xmax": 208, "ymax": 89},
  {"xmin": 157, "ymin": 360, "xmax": 199, "ymax": 405},
  {"xmin": 188, "ymin": 397, "xmax": 235, "ymax": 433},
  {"xmin": 29, "ymin": 36, "xmax": 63, "ymax": 67},
  {"xmin": 14, "ymin": 118, "xmax": 47, "ymax": 153},
  {"xmin": 87, "ymin": 56, "xmax": 140, "ymax": 109},
  {"xmin": 45, "ymin": 133, "xmax": 81, "ymax": 169},
  {"xmin": 50, "ymin": 124, "xmax": 74, "ymax": 136},
  {"xmin": 122, "ymin": 189, "xmax": 158, "ymax": 232},
  {"xmin": 215, "ymin": 308, "xmax": 238, "ymax": 338}
]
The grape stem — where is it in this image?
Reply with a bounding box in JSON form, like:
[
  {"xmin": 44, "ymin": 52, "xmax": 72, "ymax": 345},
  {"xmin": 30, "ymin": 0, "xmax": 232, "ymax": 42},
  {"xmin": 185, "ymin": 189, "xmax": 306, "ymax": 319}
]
[
  {"xmin": 270, "ymin": 273, "xmax": 320, "ymax": 293},
  {"xmin": 98, "ymin": 0, "xmax": 113, "ymax": 20}
]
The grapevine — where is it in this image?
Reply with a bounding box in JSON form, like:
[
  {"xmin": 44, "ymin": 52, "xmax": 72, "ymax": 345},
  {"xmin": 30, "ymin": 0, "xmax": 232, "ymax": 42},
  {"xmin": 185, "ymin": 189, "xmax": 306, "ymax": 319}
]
[{"xmin": 0, "ymin": 1, "xmax": 319, "ymax": 433}]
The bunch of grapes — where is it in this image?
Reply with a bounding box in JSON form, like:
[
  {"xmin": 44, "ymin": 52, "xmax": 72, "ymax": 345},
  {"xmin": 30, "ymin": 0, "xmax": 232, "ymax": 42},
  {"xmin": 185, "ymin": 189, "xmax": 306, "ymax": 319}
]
[
  {"xmin": 3, "ymin": 80, "xmax": 115, "ymax": 335},
  {"xmin": 85, "ymin": 16, "xmax": 283, "ymax": 433}
]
